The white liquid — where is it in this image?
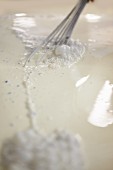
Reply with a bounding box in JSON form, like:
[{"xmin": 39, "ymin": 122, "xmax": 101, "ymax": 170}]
[{"xmin": 0, "ymin": 4, "xmax": 113, "ymax": 170}]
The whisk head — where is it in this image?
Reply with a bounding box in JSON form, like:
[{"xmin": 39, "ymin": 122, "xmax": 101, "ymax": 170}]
[
  {"xmin": 42, "ymin": 0, "xmax": 94, "ymax": 50},
  {"xmin": 25, "ymin": 0, "xmax": 94, "ymax": 65},
  {"xmin": 42, "ymin": 0, "xmax": 86, "ymax": 48}
]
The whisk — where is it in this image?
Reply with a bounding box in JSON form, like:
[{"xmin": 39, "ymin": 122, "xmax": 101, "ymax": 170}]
[{"xmin": 26, "ymin": 0, "xmax": 94, "ymax": 64}]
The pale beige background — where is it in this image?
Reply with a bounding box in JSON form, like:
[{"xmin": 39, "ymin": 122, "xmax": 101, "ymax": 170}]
[{"xmin": 0, "ymin": 0, "xmax": 113, "ymax": 15}]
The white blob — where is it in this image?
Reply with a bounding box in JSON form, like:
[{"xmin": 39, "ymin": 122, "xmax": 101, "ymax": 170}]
[{"xmin": 1, "ymin": 130, "xmax": 84, "ymax": 170}]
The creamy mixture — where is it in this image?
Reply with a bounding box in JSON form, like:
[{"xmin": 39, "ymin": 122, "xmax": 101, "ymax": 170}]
[
  {"xmin": 24, "ymin": 39, "xmax": 85, "ymax": 68},
  {"xmin": 0, "ymin": 5, "xmax": 113, "ymax": 170}
]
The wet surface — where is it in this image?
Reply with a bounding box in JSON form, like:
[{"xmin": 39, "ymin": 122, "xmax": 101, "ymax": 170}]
[{"xmin": 0, "ymin": 3, "xmax": 113, "ymax": 170}]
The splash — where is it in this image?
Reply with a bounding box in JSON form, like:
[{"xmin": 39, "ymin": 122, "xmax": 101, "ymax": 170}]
[{"xmin": 12, "ymin": 14, "xmax": 85, "ymax": 68}]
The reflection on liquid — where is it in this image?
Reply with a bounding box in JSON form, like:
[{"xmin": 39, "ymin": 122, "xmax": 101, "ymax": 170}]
[
  {"xmin": 15, "ymin": 13, "xmax": 27, "ymax": 17},
  {"xmin": 88, "ymin": 80, "xmax": 113, "ymax": 127},
  {"xmin": 75, "ymin": 75, "xmax": 90, "ymax": 87},
  {"xmin": 13, "ymin": 14, "xmax": 36, "ymax": 28},
  {"xmin": 12, "ymin": 13, "xmax": 38, "ymax": 51},
  {"xmin": 85, "ymin": 14, "xmax": 102, "ymax": 22}
]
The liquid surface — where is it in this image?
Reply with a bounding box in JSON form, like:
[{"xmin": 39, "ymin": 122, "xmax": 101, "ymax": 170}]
[{"xmin": 0, "ymin": 2, "xmax": 113, "ymax": 170}]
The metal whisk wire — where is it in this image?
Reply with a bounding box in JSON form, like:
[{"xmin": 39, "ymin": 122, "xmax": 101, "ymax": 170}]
[
  {"xmin": 25, "ymin": 0, "xmax": 91, "ymax": 64},
  {"xmin": 55, "ymin": 0, "xmax": 87, "ymax": 45}
]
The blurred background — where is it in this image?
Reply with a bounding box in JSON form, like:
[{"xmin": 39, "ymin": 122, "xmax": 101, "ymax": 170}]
[{"xmin": 0, "ymin": 0, "xmax": 113, "ymax": 16}]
